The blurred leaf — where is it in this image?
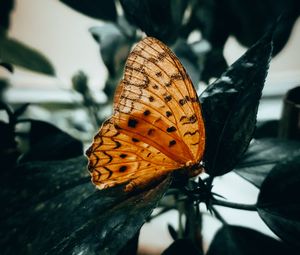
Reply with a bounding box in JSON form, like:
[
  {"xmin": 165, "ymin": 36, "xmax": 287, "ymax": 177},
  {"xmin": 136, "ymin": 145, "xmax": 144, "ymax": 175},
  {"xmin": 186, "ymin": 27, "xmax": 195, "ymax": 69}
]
[
  {"xmin": 199, "ymin": 30, "xmax": 273, "ymax": 176},
  {"xmin": 206, "ymin": 225, "xmax": 297, "ymax": 255},
  {"xmin": 120, "ymin": 0, "xmax": 188, "ymax": 44},
  {"xmin": 0, "ymin": 156, "xmax": 171, "ymax": 254},
  {"xmin": 162, "ymin": 239, "xmax": 203, "ymax": 255},
  {"xmin": 90, "ymin": 24, "xmax": 132, "ymax": 77},
  {"xmin": 14, "ymin": 103, "xmax": 30, "ymax": 118},
  {"xmin": 19, "ymin": 120, "xmax": 83, "ymax": 162},
  {"xmin": 72, "ymin": 70, "xmax": 88, "ymax": 95},
  {"xmin": 60, "ymin": 0, "xmax": 117, "ymax": 21},
  {"xmin": 0, "ymin": 121, "xmax": 19, "ymax": 170},
  {"xmin": 201, "ymin": 48, "xmax": 228, "ymax": 83},
  {"xmin": 90, "ymin": 24, "xmax": 133, "ymax": 98},
  {"xmin": 217, "ymin": 0, "xmax": 300, "ymax": 56},
  {"xmin": 254, "ymin": 120, "xmax": 279, "ymax": 139},
  {"xmin": 257, "ymin": 152, "xmax": 300, "ymax": 247},
  {"xmin": 0, "ymin": 61, "xmax": 14, "ymax": 73},
  {"xmin": 0, "ymin": 0, "xmax": 14, "ymax": 31},
  {"xmin": 0, "ymin": 34, "xmax": 55, "ymax": 75},
  {"xmin": 168, "ymin": 224, "xmax": 178, "ymax": 241},
  {"xmin": 234, "ymin": 138, "xmax": 300, "ymax": 188}
]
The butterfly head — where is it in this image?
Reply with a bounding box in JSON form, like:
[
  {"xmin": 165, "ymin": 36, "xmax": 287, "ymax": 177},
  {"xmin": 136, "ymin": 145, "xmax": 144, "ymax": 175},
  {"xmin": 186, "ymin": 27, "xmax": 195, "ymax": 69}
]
[{"xmin": 186, "ymin": 161, "xmax": 204, "ymax": 178}]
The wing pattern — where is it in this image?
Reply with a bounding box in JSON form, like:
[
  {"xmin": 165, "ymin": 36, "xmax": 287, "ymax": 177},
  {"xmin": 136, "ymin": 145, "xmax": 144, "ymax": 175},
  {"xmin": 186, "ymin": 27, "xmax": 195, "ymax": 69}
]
[{"xmin": 86, "ymin": 37, "xmax": 205, "ymax": 191}]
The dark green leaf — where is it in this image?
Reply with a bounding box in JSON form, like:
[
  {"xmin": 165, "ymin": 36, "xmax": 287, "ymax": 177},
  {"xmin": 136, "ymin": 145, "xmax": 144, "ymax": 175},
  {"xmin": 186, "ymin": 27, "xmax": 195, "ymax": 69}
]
[
  {"xmin": 199, "ymin": 31, "xmax": 273, "ymax": 176},
  {"xmin": 161, "ymin": 239, "xmax": 203, "ymax": 255},
  {"xmin": 0, "ymin": 156, "xmax": 90, "ymax": 220},
  {"xmin": 120, "ymin": 0, "xmax": 188, "ymax": 44},
  {"xmin": 60, "ymin": 0, "xmax": 117, "ymax": 21},
  {"xmin": 254, "ymin": 120, "xmax": 279, "ymax": 139},
  {"xmin": 0, "ymin": 120, "xmax": 19, "ymax": 170},
  {"xmin": 90, "ymin": 25, "xmax": 132, "ymax": 78},
  {"xmin": 201, "ymin": 48, "xmax": 228, "ymax": 83},
  {"xmin": 234, "ymin": 138, "xmax": 300, "ymax": 188},
  {"xmin": 19, "ymin": 120, "xmax": 83, "ymax": 162},
  {"xmin": 118, "ymin": 230, "xmax": 140, "ymax": 255},
  {"xmin": 167, "ymin": 224, "xmax": 178, "ymax": 241},
  {"xmin": 0, "ymin": 156, "xmax": 171, "ymax": 254},
  {"xmin": 0, "ymin": 0, "xmax": 14, "ymax": 31},
  {"xmin": 0, "ymin": 61, "xmax": 13, "ymax": 73},
  {"xmin": 257, "ymin": 152, "xmax": 300, "ymax": 247},
  {"xmin": 207, "ymin": 225, "xmax": 297, "ymax": 255},
  {"xmin": 14, "ymin": 103, "xmax": 30, "ymax": 117},
  {"xmin": 0, "ymin": 35, "xmax": 55, "ymax": 75}
]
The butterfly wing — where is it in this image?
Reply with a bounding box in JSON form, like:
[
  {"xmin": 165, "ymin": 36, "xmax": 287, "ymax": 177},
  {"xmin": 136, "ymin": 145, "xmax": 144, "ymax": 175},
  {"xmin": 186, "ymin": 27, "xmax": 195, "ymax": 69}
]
[
  {"xmin": 113, "ymin": 37, "xmax": 205, "ymax": 164},
  {"xmin": 86, "ymin": 37, "xmax": 205, "ymax": 191},
  {"xmin": 86, "ymin": 119, "xmax": 180, "ymax": 191}
]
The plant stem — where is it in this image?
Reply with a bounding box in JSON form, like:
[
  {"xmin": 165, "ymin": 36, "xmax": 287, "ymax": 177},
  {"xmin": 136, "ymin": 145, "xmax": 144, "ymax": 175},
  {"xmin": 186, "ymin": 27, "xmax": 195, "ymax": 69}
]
[
  {"xmin": 211, "ymin": 207, "xmax": 227, "ymax": 225},
  {"xmin": 212, "ymin": 198, "xmax": 257, "ymax": 211}
]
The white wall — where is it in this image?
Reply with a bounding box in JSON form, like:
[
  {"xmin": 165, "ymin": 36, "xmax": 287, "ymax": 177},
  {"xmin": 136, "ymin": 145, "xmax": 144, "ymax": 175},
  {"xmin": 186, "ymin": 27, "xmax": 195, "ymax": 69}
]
[{"xmin": 8, "ymin": 0, "xmax": 107, "ymax": 90}]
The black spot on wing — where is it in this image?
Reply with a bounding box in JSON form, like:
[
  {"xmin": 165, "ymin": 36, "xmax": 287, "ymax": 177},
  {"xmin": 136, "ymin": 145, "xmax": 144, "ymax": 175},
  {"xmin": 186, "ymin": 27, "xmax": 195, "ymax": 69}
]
[
  {"xmin": 169, "ymin": 140, "xmax": 176, "ymax": 147},
  {"xmin": 119, "ymin": 166, "xmax": 127, "ymax": 172},
  {"xmin": 143, "ymin": 110, "xmax": 150, "ymax": 116},
  {"xmin": 166, "ymin": 111, "xmax": 172, "ymax": 117},
  {"xmin": 164, "ymin": 95, "xmax": 172, "ymax": 102},
  {"xmin": 128, "ymin": 118, "xmax": 138, "ymax": 128},
  {"xmin": 167, "ymin": 126, "xmax": 177, "ymax": 132}
]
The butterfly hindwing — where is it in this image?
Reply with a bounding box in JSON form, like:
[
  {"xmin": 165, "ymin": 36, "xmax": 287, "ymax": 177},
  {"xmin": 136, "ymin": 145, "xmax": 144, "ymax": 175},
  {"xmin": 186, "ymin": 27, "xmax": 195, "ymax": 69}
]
[{"xmin": 86, "ymin": 119, "xmax": 180, "ymax": 191}]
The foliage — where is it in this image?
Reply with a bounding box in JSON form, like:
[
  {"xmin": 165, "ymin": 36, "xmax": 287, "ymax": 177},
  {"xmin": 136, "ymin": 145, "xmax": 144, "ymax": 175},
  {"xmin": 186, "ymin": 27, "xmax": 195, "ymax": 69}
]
[
  {"xmin": 0, "ymin": 0, "xmax": 55, "ymax": 75},
  {"xmin": 1, "ymin": 1, "xmax": 300, "ymax": 254}
]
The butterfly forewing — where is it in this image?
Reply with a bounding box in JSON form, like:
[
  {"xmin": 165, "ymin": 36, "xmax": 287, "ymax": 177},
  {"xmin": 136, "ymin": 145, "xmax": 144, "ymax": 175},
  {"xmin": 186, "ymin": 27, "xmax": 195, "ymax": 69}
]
[
  {"xmin": 114, "ymin": 37, "xmax": 205, "ymax": 163},
  {"xmin": 86, "ymin": 37, "xmax": 205, "ymax": 191}
]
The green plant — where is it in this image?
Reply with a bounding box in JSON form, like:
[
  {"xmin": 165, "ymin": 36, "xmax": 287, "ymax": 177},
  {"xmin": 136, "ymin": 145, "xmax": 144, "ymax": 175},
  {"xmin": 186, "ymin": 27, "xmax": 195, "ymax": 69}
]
[{"xmin": 1, "ymin": 1, "xmax": 300, "ymax": 254}]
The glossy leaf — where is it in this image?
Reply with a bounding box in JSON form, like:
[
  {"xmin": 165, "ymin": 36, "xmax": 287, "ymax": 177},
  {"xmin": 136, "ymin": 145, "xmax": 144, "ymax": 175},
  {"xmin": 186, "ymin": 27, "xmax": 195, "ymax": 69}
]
[
  {"xmin": 257, "ymin": 152, "xmax": 300, "ymax": 247},
  {"xmin": 199, "ymin": 31, "xmax": 273, "ymax": 176},
  {"xmin": 0, "ymin": 156, "xmax": 171, "ymax": 254},
  {"xmin": 0, "ymin": 35, "xmax": 55, "ymax": 75},
  {"xmin": 60, "ymin": 0, "xmax": 117, "ymax": 21},
  {"xmin": 207, "ymin": 225, "xmax": 297, "ymax": 255},
  {"xmin": 19, "ymin": 120, "xmax": 83, "ymax": 162},
  {"xmin": 234, "ymin": 138, "xmax": 300, "ymax": 188}
]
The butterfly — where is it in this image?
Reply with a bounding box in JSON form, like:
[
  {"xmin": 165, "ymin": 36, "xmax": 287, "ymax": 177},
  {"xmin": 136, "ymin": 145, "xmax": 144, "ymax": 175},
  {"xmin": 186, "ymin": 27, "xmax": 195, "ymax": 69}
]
[{"xmin": 86, "ymin": 37, "xmax": 205, "ymax": 192}]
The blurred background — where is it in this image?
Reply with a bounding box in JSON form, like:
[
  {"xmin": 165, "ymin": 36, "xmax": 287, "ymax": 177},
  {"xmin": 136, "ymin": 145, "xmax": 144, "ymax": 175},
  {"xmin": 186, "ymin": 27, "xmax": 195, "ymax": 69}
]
[{"xmin": 1, "ymin": 0, "xmax": 300, "ymax": 254}]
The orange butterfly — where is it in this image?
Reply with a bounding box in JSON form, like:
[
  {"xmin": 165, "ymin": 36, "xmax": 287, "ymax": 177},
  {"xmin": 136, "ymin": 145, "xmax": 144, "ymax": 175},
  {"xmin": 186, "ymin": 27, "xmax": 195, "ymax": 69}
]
[{"xmin": 86, "ymin": 37, "xmax": 205, "ymax": 192}]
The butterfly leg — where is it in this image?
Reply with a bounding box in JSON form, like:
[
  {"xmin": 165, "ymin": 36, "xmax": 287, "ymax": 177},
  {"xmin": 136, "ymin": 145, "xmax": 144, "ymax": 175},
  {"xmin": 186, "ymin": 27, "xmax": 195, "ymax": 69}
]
[{"xmin": 125, "ymin": 172, "xmax": 168, "ymax": 192}]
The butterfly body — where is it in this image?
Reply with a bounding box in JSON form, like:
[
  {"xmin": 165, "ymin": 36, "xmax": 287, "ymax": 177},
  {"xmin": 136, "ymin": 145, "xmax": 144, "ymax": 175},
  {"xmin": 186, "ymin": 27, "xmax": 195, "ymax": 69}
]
[{"xmin": 86, "ymin": 37, "xmax": 205, "ymax": 192}]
